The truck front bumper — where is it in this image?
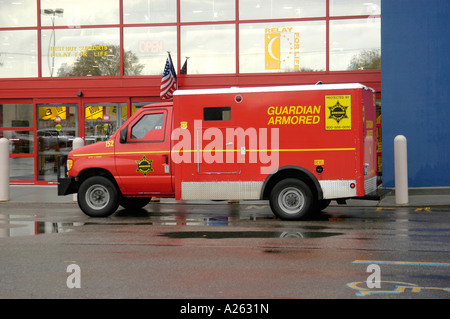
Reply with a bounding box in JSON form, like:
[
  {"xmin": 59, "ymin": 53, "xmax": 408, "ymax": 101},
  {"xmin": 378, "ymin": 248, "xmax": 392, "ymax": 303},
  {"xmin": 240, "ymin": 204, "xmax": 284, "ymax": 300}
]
[
  {"xmin": 56, "ymin": 155, "xmax": 78, "ymax": 196},
  {"xmin": 57, "ymin": 176, "xmax": 78, "ymax": 196}
]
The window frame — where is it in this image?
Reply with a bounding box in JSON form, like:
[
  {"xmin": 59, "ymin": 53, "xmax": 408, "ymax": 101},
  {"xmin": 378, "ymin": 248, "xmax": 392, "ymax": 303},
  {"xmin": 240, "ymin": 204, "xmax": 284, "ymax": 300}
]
[
  {"xmin": 127, "ymin": 109, "xmax": 167, "ymax": 143},
  {"xmin": 0, "ymin": 0, "xmax": 381, "ymax": 78}
]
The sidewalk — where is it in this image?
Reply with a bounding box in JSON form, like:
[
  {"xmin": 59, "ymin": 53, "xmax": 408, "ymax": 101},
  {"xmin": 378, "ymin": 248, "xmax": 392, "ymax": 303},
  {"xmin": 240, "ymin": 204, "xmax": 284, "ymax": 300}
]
[{"xmin": 2, "ymin": 185, "xmax": 450, "ymax": 207}]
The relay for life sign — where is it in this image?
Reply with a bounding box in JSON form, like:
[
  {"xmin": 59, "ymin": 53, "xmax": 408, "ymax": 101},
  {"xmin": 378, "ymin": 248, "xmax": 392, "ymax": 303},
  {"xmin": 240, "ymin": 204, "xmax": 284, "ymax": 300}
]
[{"xmin": 265, "ymin": 26, "xmax": 300, "ymax": 71}]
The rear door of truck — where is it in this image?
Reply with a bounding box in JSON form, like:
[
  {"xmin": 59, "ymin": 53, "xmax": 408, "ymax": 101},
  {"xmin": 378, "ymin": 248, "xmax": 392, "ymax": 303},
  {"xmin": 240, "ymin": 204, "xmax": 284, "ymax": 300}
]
[{"xmin": 362, "ymin": 89, "xmax": 378, "ymax": 194}]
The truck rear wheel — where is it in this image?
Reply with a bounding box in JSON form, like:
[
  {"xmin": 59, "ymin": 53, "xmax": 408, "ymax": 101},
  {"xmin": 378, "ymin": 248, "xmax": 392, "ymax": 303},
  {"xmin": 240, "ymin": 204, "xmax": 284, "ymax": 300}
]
[
  {"xmin": 78, "ymin": 176, "xmax": 119, "ymax": 217},
  {"xmin": 269, "ymin": 178, "xmax": 314, "ymax": 220}
]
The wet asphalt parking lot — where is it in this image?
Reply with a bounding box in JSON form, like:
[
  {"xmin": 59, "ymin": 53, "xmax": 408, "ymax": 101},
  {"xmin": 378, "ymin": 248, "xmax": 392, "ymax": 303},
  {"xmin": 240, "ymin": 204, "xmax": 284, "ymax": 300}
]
[{"xmin": 0, "ymin": 199, "xmax": 449, "ymax": 300}]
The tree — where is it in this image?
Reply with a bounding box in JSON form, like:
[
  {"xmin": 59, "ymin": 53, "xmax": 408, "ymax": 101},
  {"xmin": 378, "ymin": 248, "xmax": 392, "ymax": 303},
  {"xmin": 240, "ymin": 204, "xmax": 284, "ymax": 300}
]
[
  {"xmin": 123, "ymin": 49, "xmax": 145, "ymax": 76},
  {"xmin": 347, "ymin": 49, "xmax": 381, "ymax": 70}
]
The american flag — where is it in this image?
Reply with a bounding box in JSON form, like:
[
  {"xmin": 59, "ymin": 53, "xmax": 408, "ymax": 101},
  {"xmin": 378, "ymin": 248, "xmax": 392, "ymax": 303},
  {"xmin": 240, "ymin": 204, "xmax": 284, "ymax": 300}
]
[{"xmin": 160, "ymin": 53, "xmax": 177, "ymax": 100}]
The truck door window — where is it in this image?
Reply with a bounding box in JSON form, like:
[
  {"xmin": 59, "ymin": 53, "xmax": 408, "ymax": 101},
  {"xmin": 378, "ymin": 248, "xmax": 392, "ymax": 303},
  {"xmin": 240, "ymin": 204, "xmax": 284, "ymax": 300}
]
[
  {"xmin": 203, "ymin": 107, "xmax": 231, "ymax": 121},
  {"xmin": 130, "ymin": 112, "xmax": 164, "ymax": 141}
]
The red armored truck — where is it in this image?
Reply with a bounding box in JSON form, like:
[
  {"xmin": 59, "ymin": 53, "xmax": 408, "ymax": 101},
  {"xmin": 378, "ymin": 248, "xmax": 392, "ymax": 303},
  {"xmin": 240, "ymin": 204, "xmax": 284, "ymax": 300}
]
[{"xmin": 58, "ymin": 83, "xmax": 378, "ymax": 220}]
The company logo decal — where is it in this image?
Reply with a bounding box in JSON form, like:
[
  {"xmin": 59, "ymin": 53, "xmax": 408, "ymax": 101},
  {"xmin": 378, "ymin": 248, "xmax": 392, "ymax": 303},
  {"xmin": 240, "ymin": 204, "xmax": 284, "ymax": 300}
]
[
  {"xmin": 325, "ymin": 95, "xmax": 352, "ymax": 130},
  {"xmin": 328, "ymin": 101, "xmax": 348, "ymax": 124},
  {"xmin": 136, "ymin": 155, "xmax": 154, "ymax": 176}
]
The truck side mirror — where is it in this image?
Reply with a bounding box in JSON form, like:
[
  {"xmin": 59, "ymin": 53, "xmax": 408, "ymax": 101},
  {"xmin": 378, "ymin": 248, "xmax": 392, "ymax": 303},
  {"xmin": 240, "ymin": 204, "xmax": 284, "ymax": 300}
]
[{"xmin": 120, "ymin": 126, "xmax": 128, "ymax": 143}]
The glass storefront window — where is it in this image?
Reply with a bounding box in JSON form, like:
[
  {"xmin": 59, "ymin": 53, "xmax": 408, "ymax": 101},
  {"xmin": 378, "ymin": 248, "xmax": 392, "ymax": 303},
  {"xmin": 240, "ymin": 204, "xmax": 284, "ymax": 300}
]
[
  {"xmin": 181, "ymin": 0, "xmax": 235, "ymax": 22},
  {"xmin": 0, "ymin": 0, "xmax": 37, "ymax": 27},
  {"xmin": 330, "ymin": 18, "xmax": 381, "ymax": 71},
  {"xmin": 40, "ymin": 0, "xmax": 119, "ymax": 27},
  {"xmin": 124, "ymin": 26, "xmax": 177, "ymax": 75},
  {"xmin": 0, "ymin": 130, "xmax": 34, "ymax": 154},
  {"xmin": 239, "ymin": 0, "xmax": 325, "ymax": 20},
  {"xmin": 181, "ymin": 24, "xmax": 235, "ymax": 74},
  {"xmin": 40, "ymin": 28, "xmax": 120, "ymax": 77},
  {"xmin": 0, "ymin": 102, "xmax": 34, "ymax": 180},
  {"xmin": 123, "ymin": 0, "xmax": 177, "ymax": 24},
  {"xmin": 0, "ymin": 30, "xmax": 38, "ymax": 78},
  {"xmin": 0, "ymin": 104, "xmax": 33, "ymax": 128},
  {"xmin": 37, "ymin": 103, "xmax": 78, "ymax": 181},
  {"xmin": 0, "ymin": 0, "xmax": 381, "ymax": 80},
  {"xmin": 330, "ymin": 0, "xmax": 381, "ymax": 17},
  {"xmin": 84, "ymin": 102, "xmax": 127, "ymax": 145},
  {"xmin": 131, "ymin": 102, "xmax": 161, "ymax": 115},
  {"xmin": 9, "ymin": 157, "xmax": 34, "ymax": 181},
  {"xmin": 239, "ymin": 21, "xmax": 325, "ymax": 73}
]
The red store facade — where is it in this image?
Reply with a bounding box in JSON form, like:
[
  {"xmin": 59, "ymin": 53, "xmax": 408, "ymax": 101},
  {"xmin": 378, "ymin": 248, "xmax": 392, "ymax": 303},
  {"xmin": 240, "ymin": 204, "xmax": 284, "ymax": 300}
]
[{"xmin": 0, "ymin": 0, "xmax": 381, "ymax": 185}]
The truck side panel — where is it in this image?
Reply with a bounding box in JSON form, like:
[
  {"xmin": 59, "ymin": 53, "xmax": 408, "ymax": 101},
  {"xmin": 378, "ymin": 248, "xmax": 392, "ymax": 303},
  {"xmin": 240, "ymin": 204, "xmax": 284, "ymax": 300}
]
[{"xmin": 172, "ymin": 85, "xmax": 375, "ymax": 201}]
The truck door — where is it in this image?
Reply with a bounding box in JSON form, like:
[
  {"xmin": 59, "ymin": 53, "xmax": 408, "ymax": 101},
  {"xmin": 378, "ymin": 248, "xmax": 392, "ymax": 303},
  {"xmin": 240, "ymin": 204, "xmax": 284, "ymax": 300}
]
[
  {"xmin": 114, "ymin": 108, "xmax": 172, "ymax": 195},
  {"xmin": 197, "ymin": 127, "xmax": 242, "ymax": 174}
]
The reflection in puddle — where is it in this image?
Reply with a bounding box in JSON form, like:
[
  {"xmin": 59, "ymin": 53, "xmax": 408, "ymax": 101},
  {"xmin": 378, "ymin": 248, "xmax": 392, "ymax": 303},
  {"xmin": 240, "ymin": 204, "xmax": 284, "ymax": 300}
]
[
  {"xmin": 0, "ymin": 221, "xmax": 77, "ymax": 238},
  {"xmin": 160, "ymin": 231, "xmax": 343, "ymax": 239}
]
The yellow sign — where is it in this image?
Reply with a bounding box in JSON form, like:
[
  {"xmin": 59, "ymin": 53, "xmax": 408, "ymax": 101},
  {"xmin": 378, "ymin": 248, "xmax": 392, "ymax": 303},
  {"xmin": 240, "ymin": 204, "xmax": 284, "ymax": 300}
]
[
  {"xmin": 325, "ymin": 95, "xmax": 352, "ymax": 130},
  {"xmin": 265, "ymin": 31, "xmax": 281, "ymax": 70},
  {"xmin": 85, "ymin": 106, "xmax": 103, "ymax": 120},
  {"xmin": 39, "ymin": 106, "xmax": 67, "ymax": 120},
  {"xmin": 314, "ymin": 159, "xmax": 325, "ymax": 165},
  {"xmin": 265, "ymin": 27, "xmax": 300, "ymax": 71}
]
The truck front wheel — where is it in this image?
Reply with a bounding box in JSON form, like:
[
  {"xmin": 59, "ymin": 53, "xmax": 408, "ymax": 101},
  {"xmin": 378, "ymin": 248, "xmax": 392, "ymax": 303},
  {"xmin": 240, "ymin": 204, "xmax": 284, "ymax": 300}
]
[
  {"xmin": 78, "ymin": 176, "xmax": 119, "ymax": 217},
  {"xmin": 269, "ymin": 178, "xmax": 314, "ymax": 220},
  {"xmin": 119, "ymin": 196, "xmax": 151, "ymax": 210}
]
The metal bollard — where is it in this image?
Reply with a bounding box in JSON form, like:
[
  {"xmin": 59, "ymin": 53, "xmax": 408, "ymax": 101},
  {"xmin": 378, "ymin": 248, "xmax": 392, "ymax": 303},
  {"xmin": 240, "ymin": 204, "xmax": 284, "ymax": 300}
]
[
  {"xmin": 72, "ymin": 137, "xmax": 84, "ymax": 150},
  {"xmin": 0, "ymin": 138, "xmax": 10, "ymax": 202},
  {"xmin": 394, "ymin": 135, "xmax": 408, "ymax": 205},
  {"xmin": 72, "ymin": 137, "xmax": 84, "ymax": 202}
]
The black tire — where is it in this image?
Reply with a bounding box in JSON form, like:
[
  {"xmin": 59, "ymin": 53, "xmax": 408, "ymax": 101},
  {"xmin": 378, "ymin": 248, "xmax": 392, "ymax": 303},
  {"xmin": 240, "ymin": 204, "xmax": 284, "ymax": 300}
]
[
  {"xmin": 77, "ymin": 176, "xmax": 119, "ymax": 217},
  {"xmin": 119, "ymin": 196, "xmax": 151, "ymax": 210},
  {"xmin": 315, "ymin": 199, "xmax": 331, "ymax": 212},
  {"xmin": 269, "ymin": 178, "xmax": 314, "ymax": 220}
]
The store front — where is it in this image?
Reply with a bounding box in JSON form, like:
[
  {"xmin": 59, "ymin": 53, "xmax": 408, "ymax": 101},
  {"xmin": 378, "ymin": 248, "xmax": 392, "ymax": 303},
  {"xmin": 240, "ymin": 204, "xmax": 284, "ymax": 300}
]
[
  {"xmin": 0, "ymin": 0, "xmax": 381, "ymax": 185},
  {"xmin": 1, "ymin": 98, "xmax": 160, "ymax": 184}
]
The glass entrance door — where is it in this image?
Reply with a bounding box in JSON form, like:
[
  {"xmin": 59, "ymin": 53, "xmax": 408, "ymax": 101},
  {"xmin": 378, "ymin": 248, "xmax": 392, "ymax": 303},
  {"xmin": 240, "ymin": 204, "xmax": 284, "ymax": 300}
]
[
  {"xmin": 84, "ymin": 102, "xmax": 127, "ymax": 145},
  {"xmin": 37, "ymin": 103, "xmax": 78, "ymax": 181}
]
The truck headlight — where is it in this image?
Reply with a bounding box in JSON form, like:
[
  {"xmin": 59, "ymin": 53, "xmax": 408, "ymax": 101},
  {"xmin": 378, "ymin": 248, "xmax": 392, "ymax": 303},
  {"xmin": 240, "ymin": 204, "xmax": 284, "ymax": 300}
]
[{"xmin": 67, "ymin": 159, "xmax": 73, "ymax": 171}]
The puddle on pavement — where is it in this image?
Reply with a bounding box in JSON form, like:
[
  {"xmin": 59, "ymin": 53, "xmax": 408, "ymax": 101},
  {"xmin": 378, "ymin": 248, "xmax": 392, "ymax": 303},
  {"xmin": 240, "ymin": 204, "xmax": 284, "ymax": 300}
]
[
  {"xmin": 84, "ymin": 222, "xmax": 153, "ymax": 226},
  {"xmin": 160, "ymin": 230, "xmax": 343, "ymax": 239},
  {"xmin": 0, "ymin": 220, "xmax": 78, "ymax": 238}
]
